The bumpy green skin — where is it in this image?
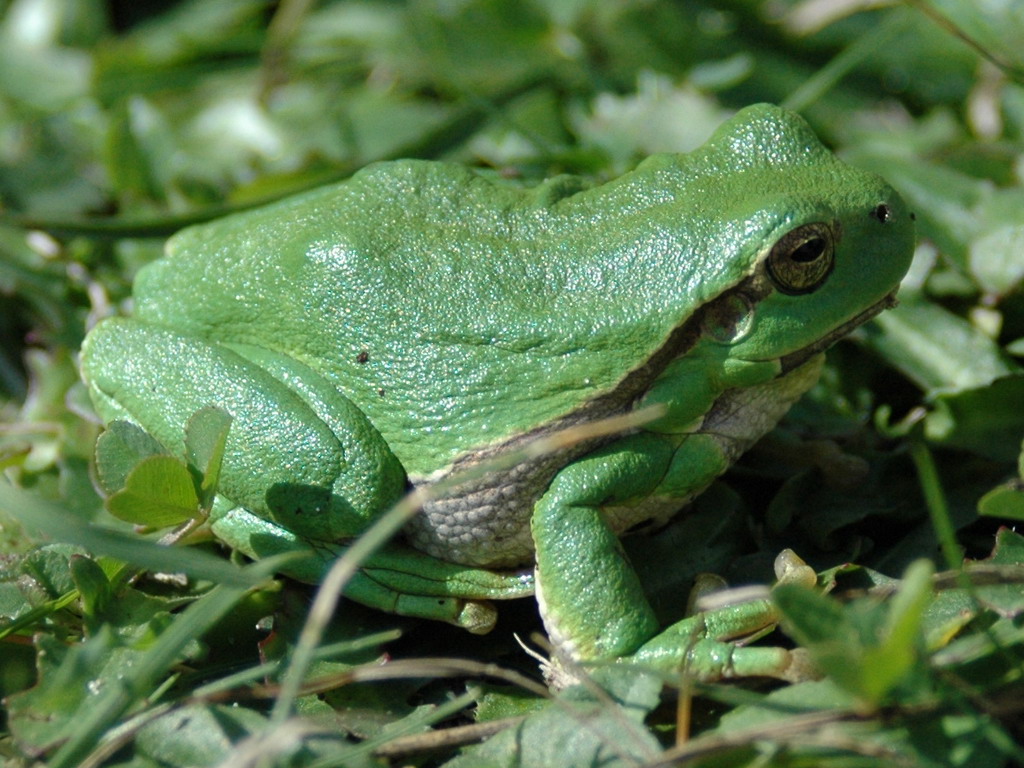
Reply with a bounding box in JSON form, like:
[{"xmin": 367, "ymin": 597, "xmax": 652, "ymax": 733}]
[{"xmin": 81, "ymin": 104, "xmax": 914, "ymax": 678}]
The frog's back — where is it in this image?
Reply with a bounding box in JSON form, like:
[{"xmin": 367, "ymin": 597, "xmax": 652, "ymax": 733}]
[{"xmin": 132, "ymin": 106, "xmax": 854, "ymax": 476}]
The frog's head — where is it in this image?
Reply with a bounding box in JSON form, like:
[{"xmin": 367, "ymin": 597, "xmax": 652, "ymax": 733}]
[{"xmin": 670, "ymin": 104, "xmax": 916, "ymax": 369}]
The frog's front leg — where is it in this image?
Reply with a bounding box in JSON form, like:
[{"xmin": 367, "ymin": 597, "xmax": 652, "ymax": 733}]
[{"xmin": 532, "ymin": 432, "xmax": 808, "ymax": 683}]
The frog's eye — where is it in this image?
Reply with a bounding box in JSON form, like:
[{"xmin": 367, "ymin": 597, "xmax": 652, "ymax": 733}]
[{"xmin": 765, "ymin": 223, "xmax": 835, "ymax": 295}]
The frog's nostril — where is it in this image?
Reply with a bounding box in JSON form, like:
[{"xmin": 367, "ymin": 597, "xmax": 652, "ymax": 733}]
[{"xmin": 871, "ymin": 203, "xmax": 892, "ymax": 223}]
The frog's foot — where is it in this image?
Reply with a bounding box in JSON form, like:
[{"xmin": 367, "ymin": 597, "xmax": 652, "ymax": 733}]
[
  {"xmin": 619, "ymin": 549, "xmax": 820, "ymax": 684},
  {"xmin": 771, "ymin": 548, "xmax": 818, "ymax": 590},
  {"xmin": 211, "ymin": 505, "xmax": 534, "ymax": 633},
  {"xmin": 541, "ymin": 647, "xmax": 816, "ymax": 691},
  {"xmin": 626, "ymin": 610, "xmax": 816, "ymax": 684},
  {"xmin": 538, "ymin": 595, "xmax": 818, "ymax": 689}
]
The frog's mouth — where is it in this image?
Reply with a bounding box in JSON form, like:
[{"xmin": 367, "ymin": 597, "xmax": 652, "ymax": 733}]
[{"xmin": 778, "ymin": 289, "xmax": 899, "ymax": 374}]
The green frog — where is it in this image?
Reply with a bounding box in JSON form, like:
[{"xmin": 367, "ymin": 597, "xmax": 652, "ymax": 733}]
[{"xmin": 81, "ymin": 104, "xmax": 915, "ymax": 682}]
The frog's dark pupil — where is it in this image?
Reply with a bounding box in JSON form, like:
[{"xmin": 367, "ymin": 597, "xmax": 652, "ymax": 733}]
[
  {"xmin": 872, "ymin": 204, "xmax": 892, "ymax": 222},
  {"xmin": 766, "ymin": 222, "xmax": 836, "ymax": 295},
  {"xmin": 791, "ymin": 237, "xmax": 826, "ymax": 263}
]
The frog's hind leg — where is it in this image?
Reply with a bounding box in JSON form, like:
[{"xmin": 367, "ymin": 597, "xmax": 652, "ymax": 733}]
[
  {"xmin": 210, "ymin": 503, "xmax": 532, "ymax": 633},
  {"xmin": 224, "ymin": 342, "xmax": 406, "ymax": 530},
  {"xmin": 81, "ymin": 319, "xmax": 403, "ymax": 541}
]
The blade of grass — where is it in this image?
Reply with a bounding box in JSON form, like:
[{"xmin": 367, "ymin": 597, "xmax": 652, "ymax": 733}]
[
  {"xmin": 268, "ymin": 487, "xmax": 430, "ymax": 724},
  {"xmin": 782, "ymin": 12, "xmax": 909, "ymax": 112},
  {"xmin": 0, "ymin": 480, "xmax": 267, "ymax": 587},
  {"xmin": 907, "ymin": 439, "xmax": 963, "ymax": 571}
]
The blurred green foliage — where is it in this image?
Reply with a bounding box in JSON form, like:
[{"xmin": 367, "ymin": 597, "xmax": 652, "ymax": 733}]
[{"xmin": 2, "ymin": 0, "xmax": 1024, "ymax": 766}]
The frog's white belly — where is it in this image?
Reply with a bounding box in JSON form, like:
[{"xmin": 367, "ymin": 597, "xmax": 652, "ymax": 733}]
[{"xmin": 403, "ymin": 356, "xmax": 824, "ymax": 567}]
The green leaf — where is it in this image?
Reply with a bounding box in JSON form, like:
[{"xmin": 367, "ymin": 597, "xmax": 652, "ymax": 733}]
[
  {"xmin": 867, "ymin": 297, "xmax": 1020, "ymax": 393},
  {"xmin": 445, "ymin": 668, "xmax": 662, "ymax": 768},
  {"xmin": 134, "ymin": 704, "xmax": 271, "ymax": 767},
  {"xmin": 969, "ymin": 223, "xmax": 1024, "ymax": 296},
  {"xmin": 978, "ymin": 483, "xmax": 1024, "ymax": 521},
  {"xmin": 925, "ymin": 375, "xmax": 1024, "ymax": 462},
  {"xmin": 706, "ymin": 678, "xmax": 1008, "ymax": 768},
  {"xmin": 988, "ymin": 528, "xmax": 1024, "ymax": 566},
  {"xmin": 94, "ymin": 420, "xmax": 168, "ymax": 496},
  {"xmin": 774, "ymin": 581, "xmax": 852, "ymax": 647},
  {"xmin": 861, "ymin": 559, "xmax": 932, "ymax": 702},
  {"xmin": 776, "ymin": 561, "xmax": 934, "ymax": 708},
  {"xmin": 475, "ymin": 685, "xmax": 548, "ymax": 722},
  {"xmin": 69, "ymin": 554, "xmax": 111, "ymax": 620},
  {"xmin": 970, "ymin": 528, "xmax": 1024, "ymax": 618},
  {"xmin": 7, "ymin": 629, "xmax": 124, "ymax": 754},
  {"xmin": 103, "ymin": 98, "xmax": 164, "ymax": 202},
  {"xmin": 0, "ymin": 480, "xmax": 271, "ymax": 587},
  {"xmin": 883, "ymin": 560, "xmax": 933, "ymax": 649},
  {"xmin": 774, "ymin": 583, "xmax": 869, "ymax": 699},
  {"xmin": 184, "ymin": 406, "xmax": 232, "ymax": 506},
  {"xmin": 106, "ymin": 455, "xmax": 200, "ymax": 527},
  {"xmin": 18, "ymin": 544, "xmax": 81, "ymax": 599}
]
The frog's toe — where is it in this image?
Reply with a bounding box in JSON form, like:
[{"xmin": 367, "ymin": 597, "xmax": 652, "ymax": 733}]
[
  {"xmin": 773, "ymin": 549, "xmax": 818, "ymax": 588},
  {"xmin": 776, "ymin": 647, "xmax": 821, "ymax": 683}
]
